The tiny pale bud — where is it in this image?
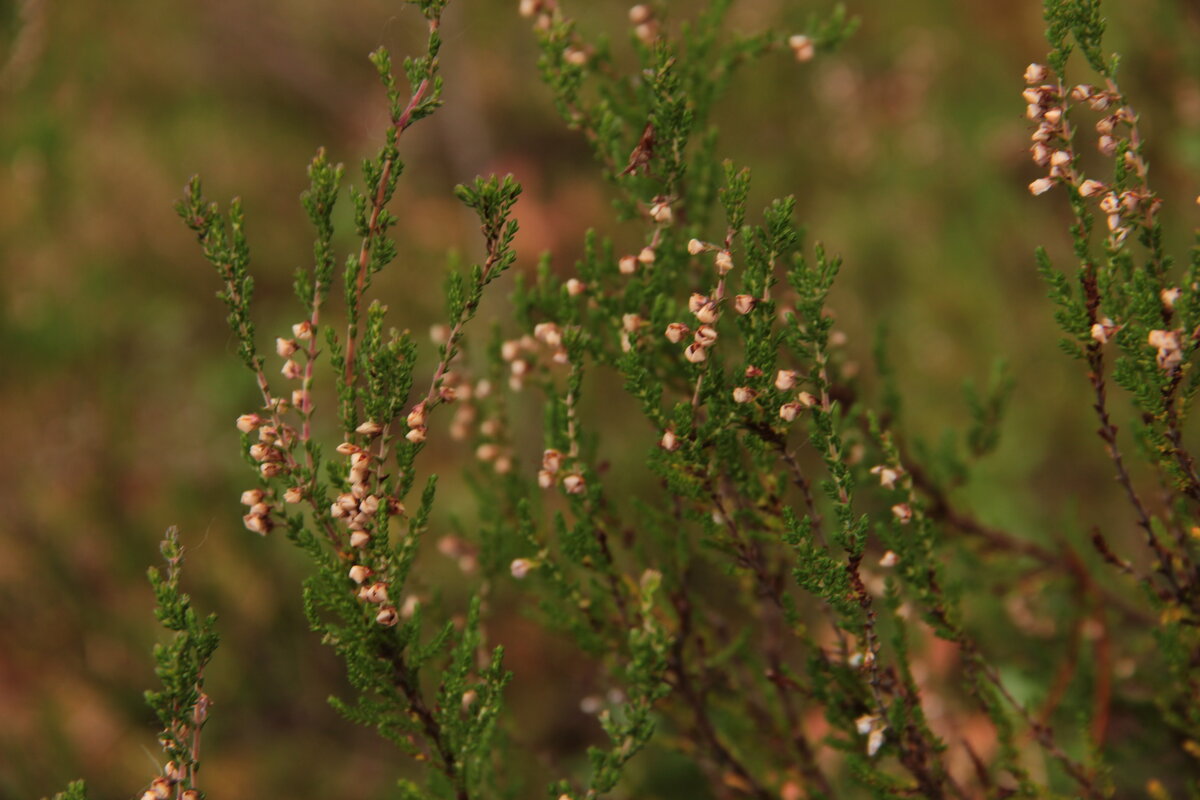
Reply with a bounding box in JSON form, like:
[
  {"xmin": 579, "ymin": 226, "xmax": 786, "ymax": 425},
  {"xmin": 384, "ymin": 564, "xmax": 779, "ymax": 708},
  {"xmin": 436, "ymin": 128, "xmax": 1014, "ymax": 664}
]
[
  {"xmin": 151, "ymin": 778, "xmax": 171, "ymax": 799},
  {"xmin": 688, "ymin": 293, "xmax": 707, "ymax": 314},
  {"xmin": 660, "ymin": 429, "xmax": 679, "ymax": 451},
  {"xmin": 1029, "ymin": 177, "xmax": 1054, "ymax": 196},
  {"xmin": 775, "ymin": 369, "xmax": 797, "ymax": 390},
  {"xmin": 1071, "ymin": 84, "xmax": 1093, "ymax": 102},
  {"xmin": 406, "ymin": 426, "xmax": 427, "ymax": 443},
  {"xmin": 694, "ymin": 325, "xmax": 718, "ymax": 346},
  {"xmin": 241, "ymin": 488, "xmax": 264, "ymax": 506},
  {"xmin": 406, "ymin": 403, "xmax": 427, "ymax": 428},
  {"xmin": 476, "ymin": 443, "xmax": 500, "ymax": 462},
  {"xmin": 534, "ymin": 322, "xmax": 562, "ymax": 347},
  {"xmin": 1162, "ymin": 287, "xmax": 1181, "ymax": 309},
  {"xmin": 566, "ymin": 278, "xmax": 586, "ymax": 296},
  {"xmin": 276, "ymin": 337, "xmax": 298, "ymax": 358},
  {"xmin": 618, "ymin": 255, "xmax": 638, "ymax": 274},
  {"xmin": 870, "ymin": 464, "xmax": 901, "ymax": 490},
  {"xmin": 363, "ymin": 582, "xmax": 389, "ymax": 604},
  {"xmin": 789, "ymin": 34, "xmax": 814, "ymax": 62},
  {"xmin": 291, "ymin": 388, "xmax": 309, "ymax": 409},
  {"xmin": 542, "ymin": 449, "xmax": 564, "ymax": 473},
  {"xmin": 292, "ymin": 320, "xmax": 313, "ymax": 340},
  {"xmin": 796, "ymin": 391, "xmax": 817, "ymax": 407},
  {"xmin": 1088, "ymin": 93, "xmax": 1110, "ymax": 111},
  {"xmin": 376, "ymin": 606, "xmax": 399, "ymax": 627},
  {"xmin": 622, "ymin": 313, "xmax": 643, "ymax": 332},
  {"xmin": 511, "ymin": 558, "xmax": 535, "ymax": 579},
  {"xmin": 1042, "ymin": 107, "xmax": 1062, "ymax": 125},
  {"xmin": 684, "ymin": 343, "xmax": 708, "ymax": 363},
  {"xmin": 519, "ymin": 0, "xmax": 541, "ymax": 17},
  {"xmin": 779, "ymin": 402, "xmax": 802, "ymax": 422},
  {"xmin": 732, "ymin": 386, "xmax": 756, "ymax": 404},
  {"xmin": 637, "ymin": 246, "xmax": 656, "ymax": 264},
  {"xmin": 1078, "ymin": 179, "xmax": 1105, "ymax": 197},
  {"xmin": 356, "ymin": 420, "xmax": 384, "ymax": 436},
  {"xmin": 348, "ymin": 565, "xmax": 372, "ymax": 584},
  {"xmin": 260, "ymin": 461, "xmax": 283, "ymax": 478},
  {"xmin": 350, "ymin": 531, "xmax": 371, "ymax": 548},
  {"xmin": 892, "ymin": 503, "xmax": 913, "ymax": 524},
  {"xmin": 243, "ymin": 513, "xmax": 272, "ymax": 535},
  {"xmin": 1098, "ymin": 135, "xmax": 1117, "ymax": 156},
  {"xmin": 564, "ymin": 47, "xmax": 588, "ymax": 67},
  {"xmin": 649, "ymin": 200, "xmax": 672, "ymax": 224},
  {"xmin": 501, "ymin": 339, "xmax": 521, "ymax": 361},
  {"xmin": 879, "ymin": 550, "xmax": 898, "ymax": 567},
  {"xmin": 1022, "ymin": 87, "xmax": 1042, "ymax": 105},
  {"xmin": 687, "ymin": 238, "xmax": 706, "ymax": 255},
  {"xmin": 360, "ymin": 495, "xmax": 380, "ymax": 516},
  {"xmin": 734, "ymin": 294, "xmax": 756, "ymax": 315},
  {"xmin": 665, "ymin": 322, "xmax": 690, "ymax": 343},
  {"xmin": 1049, "ymin": 149, "xmax": 1070, "ymax": 168},
  {"xmin": 236, "ymin": 413, "xmax": 263, "ymax": 433},
  {"xmin": 562, "ymin": 473, "xmax": 586, "ymax": 494},
  {"xmin": 1026, "ymin": 103, "xmax": 1044, "ymax": 121},
  {"xmin": 281, "ymin": 359, "xmax": 302, "ymax": 379},
  {"xmin": 867, "ymin": 727, "xmax": 885, "ymax": 757},
  {"xmin": 538, "ymin": 469, "xmax": 555, "ymax": 488},
  {"xmin": 629, "ymin": 4, "xmax": 653, "ymax": 24},
  {"xmin": 695, "ymin": 301, "xmax": 719, "ymax": 324},
  {"xmin": 1024, "ymin": 63, "xmax": 1048, "ymax": 84}
]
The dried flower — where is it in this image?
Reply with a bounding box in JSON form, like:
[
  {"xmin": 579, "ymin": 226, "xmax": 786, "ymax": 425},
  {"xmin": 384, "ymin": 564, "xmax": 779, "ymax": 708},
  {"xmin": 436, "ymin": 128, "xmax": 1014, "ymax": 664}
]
[
  {"xmin": 283, "ymin": 486, "xmax": 303, "ymax": 504},
  {"xmin": 1024, "ymin": 63, "xmax": 1048, "ymax": 84},
  {"xmin": 1148, "ymin": 329, "xmax": 1184, "ymax": 371},
  {"xmin": 562, "ymin": 473, "xmax": 586, "ymax": 494},
  {"xmin": 684, "ymin": 343, "xmax": 708, "ymax": 363},
  {"xmin": 734, "ymin": 294, "xmax": 756, "ymax": 315},
  {"xmin": 292, "ymin": 320, "xmax": 313, "ymax": 340},
  {"xmin": 276, "ymin": 337, "xmax": 298, "ymax": 358},
  {"xmin": 375, "ymin": 606, "xmax": 399, "ymax": 627}
]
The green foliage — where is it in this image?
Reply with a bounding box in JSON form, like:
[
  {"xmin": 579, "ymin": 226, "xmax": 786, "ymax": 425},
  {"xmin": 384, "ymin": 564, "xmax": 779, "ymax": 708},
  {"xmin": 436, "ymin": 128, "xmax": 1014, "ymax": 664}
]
[{"xmin": 59, "ymin": 0, "xmax": 1200, "ymax": 798}]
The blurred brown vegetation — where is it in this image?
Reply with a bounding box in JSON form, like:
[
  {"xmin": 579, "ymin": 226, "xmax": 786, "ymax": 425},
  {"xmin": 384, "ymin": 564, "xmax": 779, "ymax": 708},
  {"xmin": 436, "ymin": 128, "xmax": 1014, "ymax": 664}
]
[{"xmin": 2, "ymin": 0, "xmax": 1200, "ymax": 797}]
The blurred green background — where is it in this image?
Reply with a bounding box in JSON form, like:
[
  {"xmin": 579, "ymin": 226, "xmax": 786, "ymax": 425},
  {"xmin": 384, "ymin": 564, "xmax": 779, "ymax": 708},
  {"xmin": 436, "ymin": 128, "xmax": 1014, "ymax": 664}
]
[{"xmin": 2, "ymin": 0, "xmax": 1199, "ymax": 797}]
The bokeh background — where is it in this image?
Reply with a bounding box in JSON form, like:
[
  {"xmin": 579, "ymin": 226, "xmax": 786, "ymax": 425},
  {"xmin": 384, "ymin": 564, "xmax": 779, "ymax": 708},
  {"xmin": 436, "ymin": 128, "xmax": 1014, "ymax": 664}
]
[{"xmin": 2, "ymin": 0, "xmax": 1200, "ymax": 797}]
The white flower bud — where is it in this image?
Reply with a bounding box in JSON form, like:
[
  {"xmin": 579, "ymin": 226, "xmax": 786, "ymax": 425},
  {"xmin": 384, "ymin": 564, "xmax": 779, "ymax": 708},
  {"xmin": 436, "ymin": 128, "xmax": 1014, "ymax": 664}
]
[
  {"xmin": 713, "ymin": 250, "xmax": 734, "ymax": 275},
  {"xmin": 665, "ymin": 322, "xmax": 690, "ymax": 343},
  {"xmin": 564, "ymin": 47, "xmax": 588, "ymax": 67},
  {"xmin": 562, "ymin": 473, "xmax": 586, "ymax": 494},
  {"xmin": 534, "ymin": 322, "xmax": 562, "ymax": 347},
  {"xmin": 406, "ymin": 403, "xmax": 427, "ymax": 428},
  {"xmin": 1049, "ymin": 149, "xmax": 1071, "ymax": 168},
  {"xmin": 684, "ymin": 343, "xmax": 708, "ymax": 363},
  {"xmin": 243, "ymin": 513, "xmax": 271, "ymax": 535},
  {"xmin": 879, "ymin": 550, "xmax": 898, "ymax": 567},
  {"xmin": 694, "ymin": 325, "xmax": 718, "ymax": 347},
  {"xmin": 292, "ymin": 320, "xmax": 313, "ymax": 340},
  {"xmin": 1024, "ymin": 63, "xmax": 1048, "ymax": 84},
  {"xmin": 511, "ymin": 557, "xmax": 535, "ymax": 579},
  {"xmin": 1028, "ymin": 177, "xmax": 1054, "ymax": 196},
  {"xmin": 732, "ymin": 386, "xmax": 756, "ymax": 404},
  {"xmin": 542, "ymin": 449, "xmax": 564, "ymax": 473},
  {"xmin": 649, "ymin": 200, "xmax": 673, "ymax": 224},
  {"xmin": 789, "ymin": 34, "xmax": 815, "ymax": 62},
  {"xmin": 660, "ymin": 429, "xmax": 679, "ymax": 451},
  {"xmin": 870, "ymin": 464, "xmax": 901, "ymax": 490}
]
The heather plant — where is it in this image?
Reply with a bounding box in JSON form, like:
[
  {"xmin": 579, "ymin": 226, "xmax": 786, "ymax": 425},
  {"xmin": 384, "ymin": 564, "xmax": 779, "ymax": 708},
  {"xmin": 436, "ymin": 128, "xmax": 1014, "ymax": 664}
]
[{"xmin": 46, "ymin": 0, "xmax": 1200, "ymax": 798}]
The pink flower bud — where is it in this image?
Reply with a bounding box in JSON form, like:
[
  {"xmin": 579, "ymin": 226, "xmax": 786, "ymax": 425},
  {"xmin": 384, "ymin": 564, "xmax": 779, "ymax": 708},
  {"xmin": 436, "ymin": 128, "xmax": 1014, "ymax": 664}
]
[
  {"xmin": 789, "ymin": 34, "xmax": 814, "ymax": 62},
  {"xmin": 637, "ymin": 246, "xmax": 656, "ymax": 264},
  {"xmin": 732, "ymin": 386, "xmax": 756, "ymax": 404},
  {"xmin": 734, "ymin": 295, "xmax": 756, "ymax": 315},
  {"xmin": 510, "ymin": 558, "xmax": 535, "ymax": 579},
  {"xmin": 562, "ymin": 473, "xmax": 586, "ymax": 494},
  {"xmin": 276, "ymin": 337, "xmax": 298, "ymax": 358},
  {"xmin": 566, "ymin": 278, "xmax": 586, "ymax": 296},
  {"xmin": 779, "ymin": 402, "xmax": 802, "ymax": 422},
  {"xmin": 660, "ymin": 429, "xmax": 679, "ymax": 451},
  {"xmin": 241, "ymin": 488, "xmax": 264, "ymax": 506},
  {"xmin": 1024, "ymin": 63, "xmax": 1048, "ymax": 84},
  {"xmin": 236, "ymin": 413, "xmax": 264, "ymax": 433},
  {"xmin": 665, "ymin": 322, "xmax": 690, "ymax": 343},
  {"xmin": 684, "ymin": 343, "xmax": 708, "ymax": 363},
  {"xmin": 619, "ymin": 255, "xmax": 638, "ymax": 275},
  {"xmin": 350, "ymin": 531, "xmax": 371, "ymax": 548},
  {"xmin": 348, "ymin": 565, "xmax": 372, "ymax": 584},
  {"xmin": 376, "ymin": 606, "xmax": 399, "ymax": 627},
  {"xmin": 775, "ymin": 370, "xmax": 798, "ymax": 391},
  {"xmin": 1028, "ymin": 177, "xmax": 1054, "ymax": 196},
  {"xmin": 687, "ymin": 238, "xmax": 707, "ymax": 255}
]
